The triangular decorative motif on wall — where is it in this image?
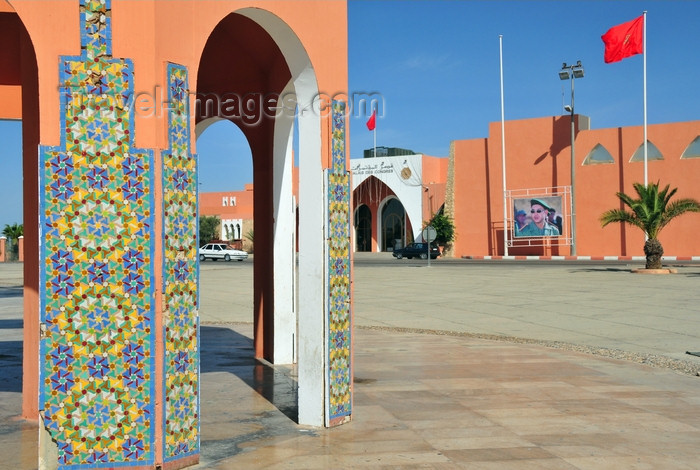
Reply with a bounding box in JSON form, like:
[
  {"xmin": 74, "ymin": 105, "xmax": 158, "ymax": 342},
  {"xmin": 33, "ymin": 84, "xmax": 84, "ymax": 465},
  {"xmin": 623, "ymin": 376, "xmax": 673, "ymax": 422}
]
[
  {"xmin": 630, "ymin": 140, "xmax": 664, "ymax": 162},
  {"xmin": 680, "ymin": 136, "xmax": 700, "ymax": 159},
  {"xmin": 583, "ymin": 143, "xmax": 615, "ymax": 165}
]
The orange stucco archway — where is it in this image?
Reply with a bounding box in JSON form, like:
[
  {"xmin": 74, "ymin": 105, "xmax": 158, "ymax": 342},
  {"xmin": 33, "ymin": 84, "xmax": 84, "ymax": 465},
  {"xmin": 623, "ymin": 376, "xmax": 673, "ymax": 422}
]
[
  {"xmin": 196, "ymin": 11, "xmax": 292, "ymax": 363},
  {"xmin": 8, "ymin": 1, "xmax": 351, "ymax": 468},
  {"xmin": 0, "ymin": 4, "xmax": 41, "ymax": 421}
]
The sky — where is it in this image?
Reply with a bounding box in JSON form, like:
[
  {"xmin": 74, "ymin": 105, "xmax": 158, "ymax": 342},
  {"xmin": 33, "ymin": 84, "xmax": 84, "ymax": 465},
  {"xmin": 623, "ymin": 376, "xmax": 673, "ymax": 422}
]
[{"xmin": 2, "ymin": 0, "xmax": 700, "ymax": 227}]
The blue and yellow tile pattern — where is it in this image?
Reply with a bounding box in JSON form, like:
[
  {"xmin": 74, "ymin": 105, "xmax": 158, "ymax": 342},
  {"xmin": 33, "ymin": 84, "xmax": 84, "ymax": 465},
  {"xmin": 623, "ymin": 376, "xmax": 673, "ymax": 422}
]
[
  {"xmin": 162, "ymin": 63, "xmax": 199, "ymax": 461},
  {"xmin": 327, "ymin": 101, "xmax": 352, "ymax": 423},
  {"xmin": 40, "ymin": 1, "xmax": 155, "ymax": 466}
]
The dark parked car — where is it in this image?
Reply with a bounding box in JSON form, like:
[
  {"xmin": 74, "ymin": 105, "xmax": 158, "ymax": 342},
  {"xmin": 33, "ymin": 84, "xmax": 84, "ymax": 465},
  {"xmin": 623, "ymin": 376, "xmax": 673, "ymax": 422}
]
[{"xmin": 392, "ymin": 242, "xmax": 440, "ymax": 260}]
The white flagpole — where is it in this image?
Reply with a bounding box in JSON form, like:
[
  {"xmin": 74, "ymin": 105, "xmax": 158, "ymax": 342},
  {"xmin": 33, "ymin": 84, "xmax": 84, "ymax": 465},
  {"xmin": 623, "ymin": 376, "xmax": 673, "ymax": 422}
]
[
  {"xmin": 643, "ymin": 10, "xmax": 648, "ymax": 186},
  {"xmin": 499, "ymin": 35, "xmax": 508, "ymax": 257},
  {"xmin": 373, "ymin": 109, "xmax": 377, "ymax": 158}
]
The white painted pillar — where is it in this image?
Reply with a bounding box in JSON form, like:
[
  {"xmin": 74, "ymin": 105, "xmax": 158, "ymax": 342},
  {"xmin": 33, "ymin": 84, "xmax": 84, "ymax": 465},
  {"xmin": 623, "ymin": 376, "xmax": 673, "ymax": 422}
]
[
  {"xmin": 296, "ymin": 78, "xmax": 326, "ymax": 426},
  {"xmin": 271, "ymin": 81, "xmax": 296, "ymax": 364}
]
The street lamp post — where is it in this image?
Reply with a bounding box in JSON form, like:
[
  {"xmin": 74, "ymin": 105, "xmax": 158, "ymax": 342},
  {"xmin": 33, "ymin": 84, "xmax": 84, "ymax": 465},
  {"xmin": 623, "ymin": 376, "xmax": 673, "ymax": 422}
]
[{"xmin": 558, "ymin": 60, "xmax": 584, "ymax": 256}]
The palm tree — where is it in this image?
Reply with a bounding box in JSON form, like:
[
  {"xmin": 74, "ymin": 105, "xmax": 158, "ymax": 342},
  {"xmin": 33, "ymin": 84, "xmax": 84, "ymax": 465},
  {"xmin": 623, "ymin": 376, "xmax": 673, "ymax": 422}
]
[
  {"xmin": 600, "ymin": 182, "xmax": 700, "ymax": 269},
  {"xmin": 2, "ymin": 223, "xmax": 24, "ymax": 260}
]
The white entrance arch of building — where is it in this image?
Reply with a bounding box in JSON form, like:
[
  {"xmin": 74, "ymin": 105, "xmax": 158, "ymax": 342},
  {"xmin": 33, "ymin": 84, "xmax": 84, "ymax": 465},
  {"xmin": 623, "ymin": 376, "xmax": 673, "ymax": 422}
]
[{"xmin": 351, "ymin": 154, "xmax": 425, "ymax": 250}]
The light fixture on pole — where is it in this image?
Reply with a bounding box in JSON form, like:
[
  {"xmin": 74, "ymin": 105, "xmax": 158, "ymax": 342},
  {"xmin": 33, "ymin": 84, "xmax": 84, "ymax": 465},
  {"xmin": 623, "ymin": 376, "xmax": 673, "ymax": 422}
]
[{"xmin": 559, "ymin": 60, "xmax": 584, "ymax": 256}]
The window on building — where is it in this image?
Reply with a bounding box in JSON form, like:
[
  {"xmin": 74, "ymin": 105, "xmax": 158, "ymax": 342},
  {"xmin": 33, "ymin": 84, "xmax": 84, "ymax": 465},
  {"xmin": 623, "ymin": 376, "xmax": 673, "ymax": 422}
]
[
  {"xmin": 583, "ymin": 143, "xmax": 615, "ymax": 165},
  {"xmin": 222, "ymin": 197, "xmax": 228, "ymax": 206},
  {"xmin": 630, "ymin": 140, "xmax": 664, "ymax": 162},
  {"xmin": 681, "ymin": 136, "xmax": 700, "ymax": 159},
  {"xmin": 230, "ymin": 196, "xmax": 236, "ymax": 206}
]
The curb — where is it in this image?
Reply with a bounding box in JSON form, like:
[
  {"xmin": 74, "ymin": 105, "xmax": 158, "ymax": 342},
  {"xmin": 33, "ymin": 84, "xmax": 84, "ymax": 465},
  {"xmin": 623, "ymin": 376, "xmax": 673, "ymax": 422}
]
[{"xmin": 461, "ymin": 255, "xmax": 700, "ymax": 261}]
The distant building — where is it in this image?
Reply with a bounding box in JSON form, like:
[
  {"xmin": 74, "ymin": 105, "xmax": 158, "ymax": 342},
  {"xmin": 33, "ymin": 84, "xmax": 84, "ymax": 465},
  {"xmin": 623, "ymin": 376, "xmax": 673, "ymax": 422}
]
[
  {"xmin": 447, "ymin": 116, "xmax": 700, "ymax": 258},
  {"xmin": 363, "ymin": 146, "xmax": 416, "ymax": 159},
  {"xmin": 351, "ymin": 154, "xmax": 447, "ymax": 252},
  {"xmin": 200, "ymin": 154, "xmax": 449, "ymax": 254},
  {"xmin": 199, "ymin": 184, "xmax": 254, "ymax": 252},
  {"xmin": 200, "ymin": 116, "xmax": 700, "ymax": 260}
]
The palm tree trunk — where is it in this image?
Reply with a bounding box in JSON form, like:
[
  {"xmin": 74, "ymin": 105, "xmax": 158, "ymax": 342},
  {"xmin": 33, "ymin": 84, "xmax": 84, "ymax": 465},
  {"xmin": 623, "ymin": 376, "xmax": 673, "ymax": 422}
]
[{"xmin": 644, "ymin": 238, "xmax": 664, "ymax": 270}]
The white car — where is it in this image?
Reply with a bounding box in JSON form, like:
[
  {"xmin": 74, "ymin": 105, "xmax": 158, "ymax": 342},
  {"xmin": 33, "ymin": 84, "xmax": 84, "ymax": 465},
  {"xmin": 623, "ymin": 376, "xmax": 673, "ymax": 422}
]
[{"xmin": 199, "ymin": 243, "xmax": 248, "ymax": 262}]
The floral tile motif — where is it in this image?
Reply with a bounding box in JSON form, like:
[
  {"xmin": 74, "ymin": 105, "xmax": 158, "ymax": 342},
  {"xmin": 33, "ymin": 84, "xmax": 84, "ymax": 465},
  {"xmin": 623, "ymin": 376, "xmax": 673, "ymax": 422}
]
[
  {"xmin": 39, "ymin": 0, "xmax": 155, "ymax": 467},
  {"xmin": 162, "ymin": 63, "xmax": 199, "ymax": 461},
  {"xmin": 327, "ymin": 101, "xmax": 352, "ymax": 424}
]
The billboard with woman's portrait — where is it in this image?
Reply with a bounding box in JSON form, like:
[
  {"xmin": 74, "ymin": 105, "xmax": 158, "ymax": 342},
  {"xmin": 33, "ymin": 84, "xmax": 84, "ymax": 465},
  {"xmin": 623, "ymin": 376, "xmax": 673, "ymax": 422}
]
[{"xmin": 513, "ymin": 196, "xmax": 563, "ymax": 238}]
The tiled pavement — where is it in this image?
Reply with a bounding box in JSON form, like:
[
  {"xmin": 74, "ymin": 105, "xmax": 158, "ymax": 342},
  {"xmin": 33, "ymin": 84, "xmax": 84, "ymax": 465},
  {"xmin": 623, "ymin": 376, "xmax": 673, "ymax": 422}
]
[{"xmin": 197, "ymin": 324, "xmax": 700, "ymax": 469}]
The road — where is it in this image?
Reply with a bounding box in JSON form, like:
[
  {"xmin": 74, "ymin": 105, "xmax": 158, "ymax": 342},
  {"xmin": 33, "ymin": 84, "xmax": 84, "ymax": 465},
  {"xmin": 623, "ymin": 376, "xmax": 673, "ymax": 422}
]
[{"xmin": 197, "ymin": 254, "xmax": 700, "ymax": 368}]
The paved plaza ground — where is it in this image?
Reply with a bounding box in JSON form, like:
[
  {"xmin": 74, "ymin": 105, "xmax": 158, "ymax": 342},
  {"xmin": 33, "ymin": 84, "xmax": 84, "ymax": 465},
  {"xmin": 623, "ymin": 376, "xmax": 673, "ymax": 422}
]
[{"xmin": 1, "ymin": 257, "xmax": 699, "ymax": 468}]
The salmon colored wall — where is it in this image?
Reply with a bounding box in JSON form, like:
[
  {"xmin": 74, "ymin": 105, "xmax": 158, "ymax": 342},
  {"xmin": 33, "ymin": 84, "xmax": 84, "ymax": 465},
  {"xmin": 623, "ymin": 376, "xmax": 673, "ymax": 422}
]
[
  {"xmin": 9, "ymin": 0, "xmax": 348, "ymax": 156},
  {"xmin": 8, "ymin": 1, "xmax": 80, "ymax": 146},
  {"xmin": 200, "ymin": 187, "xmax": 255, "ymax": 221},
  {"xmin": 452, "ymin": 138, "xmax": 491, "ymax": 256},
  {"xmin": 451, "ymin": 116, "xmax": 700, "ymax": 258},
  {"xmin": 0, "ymin": 86, "xmax": 21, "ymax": 118},
  {"xmin": 576, "ymin": 121, "xmax": 700, "ymax": 257},
  {"xmin": 422, "ymin": 155, "xmax": 448, "ymax": 220},
  {"xmin": 0, "ymin": 11, "xmax": 33, "ymax": 119}
]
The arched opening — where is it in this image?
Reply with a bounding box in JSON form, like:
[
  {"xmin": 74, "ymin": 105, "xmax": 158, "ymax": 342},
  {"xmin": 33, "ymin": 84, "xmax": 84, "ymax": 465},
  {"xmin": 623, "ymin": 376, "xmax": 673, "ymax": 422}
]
[
  {"xmin": 197, "ymin": 119, "xmax": 253, "ymax": 193},
  {"xmin": 196, "ymin": 12, "xmax": 293, "ymax": 364},
  {"xmin": 0, "ymin": 120, "xmax": 22, "ymax": 258},
  {"xmin": 196, "ymin": 117, "xmax": 255, "ymax": 327},
  {"xmin": 0, "ymin": 8, "xmax": 40, "ymax": 423},
  {"xmin": 381, "ymin": 198, "xmax": 407, "ymax": 251},
  {"xmin": 354, "ymin": 204, "xmax": 372, "ymax": 252},
  {"xmin": 196, "ymin": 8, "xmax": 326, "ymax": 426},
  {"xmin": 197, "ymin": 118, "xmax": 253, "ymax": 251}
]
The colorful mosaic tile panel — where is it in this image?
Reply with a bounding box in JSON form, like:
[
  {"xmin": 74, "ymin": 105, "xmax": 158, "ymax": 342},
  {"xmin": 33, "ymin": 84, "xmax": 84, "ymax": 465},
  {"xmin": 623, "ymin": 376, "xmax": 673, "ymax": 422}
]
[
  {"xmin": 327, "ymin": 100, "xmax": 352, "ymax": 424},
  {"xmin": 162, "ymin": 63, "xmax": 199, "ymax": 461},
  {"xmin": 40, "ymin": 0, "xmax": 155, "ymax": 467}
]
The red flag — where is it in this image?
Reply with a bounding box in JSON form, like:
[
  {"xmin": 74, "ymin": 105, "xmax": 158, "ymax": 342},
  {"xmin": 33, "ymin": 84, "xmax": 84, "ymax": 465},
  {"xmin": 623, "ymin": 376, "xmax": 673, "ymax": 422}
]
[
  {"xmin": 601, "ymin": 15, "xmax": 644, "ymax": 63},
  {"xmin": 365, "ymin": 110, "xmax": 376, "ymax": 131}
]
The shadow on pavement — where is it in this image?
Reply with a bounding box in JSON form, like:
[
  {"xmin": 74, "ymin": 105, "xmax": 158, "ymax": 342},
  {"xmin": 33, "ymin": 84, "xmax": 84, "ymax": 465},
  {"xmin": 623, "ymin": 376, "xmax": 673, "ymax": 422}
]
[
  {"xmin": 200, "ymin": 325, "xmax": 298, "ymax": 423},
  {"xmin": 0, "ymin": 286, "xmax": 23, "ymax": 298},
  {"xmin": 0, "ymin": 340, "xmax": 22, "ymax": 392},
  {"xmin": 568, "ymin": 267, "xmax": 635, "ymax": 273}
]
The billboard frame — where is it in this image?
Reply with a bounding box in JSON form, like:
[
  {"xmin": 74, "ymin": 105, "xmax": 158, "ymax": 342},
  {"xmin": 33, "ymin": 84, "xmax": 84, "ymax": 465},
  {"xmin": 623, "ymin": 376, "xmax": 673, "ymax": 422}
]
[{"xmin": 506, "ymin": 186, "xmax": 572, "ymax": 248}]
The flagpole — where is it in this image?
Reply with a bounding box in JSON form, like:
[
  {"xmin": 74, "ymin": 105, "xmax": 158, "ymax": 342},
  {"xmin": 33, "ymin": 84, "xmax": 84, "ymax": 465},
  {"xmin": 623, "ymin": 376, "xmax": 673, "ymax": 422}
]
[
  {"xmin": 643, "ymin": 10, "xmax": 648, "ymax": 187},
  {"xmin": 499, "ymin": 35, "xmax": 508, "ymax": 257},
  {"xmin": 373, "ymin": 111, "xmax": 377, "ymax": 158}
]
